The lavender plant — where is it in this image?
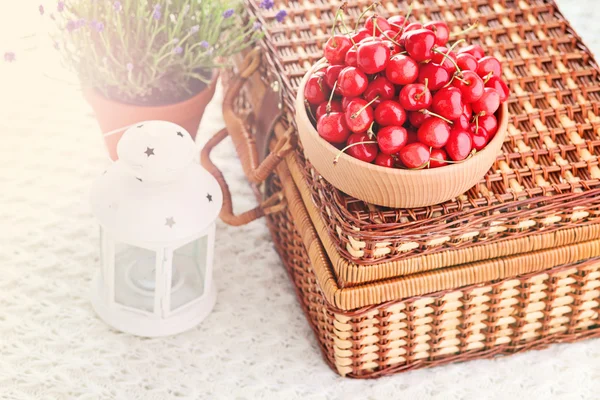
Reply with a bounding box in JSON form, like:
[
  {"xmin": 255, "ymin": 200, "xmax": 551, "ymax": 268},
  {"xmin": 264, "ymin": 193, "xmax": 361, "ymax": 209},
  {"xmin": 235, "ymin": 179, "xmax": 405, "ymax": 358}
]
[{"xmin": 47, "ymin": 0, "xmax": 266, "ymax": 104}]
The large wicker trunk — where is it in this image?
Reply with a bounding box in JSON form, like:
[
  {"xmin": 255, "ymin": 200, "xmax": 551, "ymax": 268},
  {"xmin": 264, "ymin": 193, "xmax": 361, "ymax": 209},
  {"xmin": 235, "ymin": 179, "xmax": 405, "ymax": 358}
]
[{"xmin": 205, "ymin": 0, "xmax": 600, "ymax": 378}]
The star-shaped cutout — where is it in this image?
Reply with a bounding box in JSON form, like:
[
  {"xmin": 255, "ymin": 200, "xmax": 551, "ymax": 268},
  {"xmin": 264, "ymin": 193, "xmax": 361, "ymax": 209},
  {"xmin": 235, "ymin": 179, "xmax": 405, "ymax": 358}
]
[
  {"xmin": 165, "ymin": 217, "xmax": 176, "ymax": 228},
  {"xmin": 144, "ymin": 147, "xmax": 155, "ymax": 157},
  {"xmin": 177, "ymin": 131, "xmax": 184, "ymax": 137},
  {"xmin": 206, "ymin": 193, "xmax": 213, "ymax": 202}
]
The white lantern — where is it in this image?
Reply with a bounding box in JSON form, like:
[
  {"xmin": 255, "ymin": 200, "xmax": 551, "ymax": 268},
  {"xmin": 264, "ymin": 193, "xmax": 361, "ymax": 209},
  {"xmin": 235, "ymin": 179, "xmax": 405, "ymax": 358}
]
[{"xmin": 90, "ymin": 121, "xmax": 222, "ymax": 337}]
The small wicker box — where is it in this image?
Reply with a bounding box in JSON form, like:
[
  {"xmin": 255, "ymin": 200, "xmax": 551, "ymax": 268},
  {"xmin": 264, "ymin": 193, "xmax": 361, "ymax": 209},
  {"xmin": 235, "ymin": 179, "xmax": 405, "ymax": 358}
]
[{"xmin": 203, "ymin": 0, "xmax": 600, "ymax": 378}]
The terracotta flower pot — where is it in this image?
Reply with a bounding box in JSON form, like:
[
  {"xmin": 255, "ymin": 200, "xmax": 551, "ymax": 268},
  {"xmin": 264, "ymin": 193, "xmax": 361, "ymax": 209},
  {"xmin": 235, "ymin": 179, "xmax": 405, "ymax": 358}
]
[{"xmin": 84, "ymin": 73, "xmax": 218, "ymax": 160}]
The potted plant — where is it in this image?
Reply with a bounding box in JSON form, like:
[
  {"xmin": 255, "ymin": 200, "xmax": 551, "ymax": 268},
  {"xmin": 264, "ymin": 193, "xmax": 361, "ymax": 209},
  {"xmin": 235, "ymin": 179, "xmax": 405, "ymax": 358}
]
[{"xmin": 46, "ymin": 0, "xmax": 263, "ymax": 160}]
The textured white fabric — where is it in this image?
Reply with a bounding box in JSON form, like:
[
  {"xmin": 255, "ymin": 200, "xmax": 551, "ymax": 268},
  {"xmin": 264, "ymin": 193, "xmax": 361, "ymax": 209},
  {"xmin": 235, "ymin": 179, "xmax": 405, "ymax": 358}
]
[{"xmin": 1, "ymin": 1, "xmax": 600, "ymax": 399}]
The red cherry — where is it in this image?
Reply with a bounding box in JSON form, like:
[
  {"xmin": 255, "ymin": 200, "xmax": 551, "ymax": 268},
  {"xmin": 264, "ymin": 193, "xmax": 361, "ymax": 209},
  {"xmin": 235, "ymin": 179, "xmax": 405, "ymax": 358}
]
[
  {"xmin": 375, "ymin": 153, "xmax": 395, "ymax": 168},
  {"xmin": 431, "ymin": 47, "xmax": 458, "ymax": 74},
  {"xmin": 377, "ymin": 126, "xmax": 408, "ymax": 155},
  {"xmin": 359, "ymin": 36, "xmax": 383, "ymax": 44},
  {"xmin": 417, "ymin": 117, "xmax": 451, "ymax": 148},
  {"xmin": 456, "ymin": 53, "xmax": 478, "ymax": 71},
  {"xmin": 345, "ymin": 48, "xmax": 358, "ymax": 67},
  {"xmin": 324, "ymin": 35, "xmax": 353, "ymax": 65},
  {"xmin": 402, "ymin": 22, "xmax": 423, "ymax": 35},
  {"xmin": 472, "ymin": 87, "xmax": 501, "ymax": 115},
  {"xmin": 324, "ymin": 65, "xmax": 344, "ymax": 91},
  {"xmin": 399, "ymin": 142, "xmax": 430, "ymax": 169},
  {"xmin": 429, "ymin": 148, "xmax": 448, "ymax": 168},
  {"xmin": 374, "ymin": 100, "xmax": 407, "ymax": 126},
  {"xmin": 452, "ymin": 70, "xmax": 484, "ymax": 103},
  {"xmin": 342, "ymin": 96, "xmax": 356, "ymax": 109},
  {"xmin": 363, "ymin": 76, "xmax": 395, "ymax": 107},
  {"xmin": 458, "ymin": 44, "xmax": 485, "ymax": 60},
  {"xmin": 446, "ymin": 128, "xmax": 473, "ymax": 161},
  {"xmin": 379, "ymin": 29, "xmax": 397, "ymax": 39},
  {"xmin": 352, "ymin": 28, "xmax": 371, "ymax": 44},
  {"xmin": 476, "ymin": 56, "xmax": 502, "ymax": 79},
  {"xmin": 387, "ymin": 15, "xmax": 405, "ymax": 32},
  {"xmin": 404, "ymin": 29, "xmax": 436, "ymax": 62},
  {"xmin": 408, "ymin": 110, "xmax": 431, "ymax": 128},
  {"xmin": 304, "ymin": 73, "xmax": 330, "ymax": 105},
  {"xmin": 478, "ymin": 114, "xmax": 498, "ymax": 136},
  {"xmin": 357, "ymin": 41, "xmax": 391, "ymax": 74},
  {"xmin": 386, "ymin": 54, "xmax": 419, "ymax": 85},
  {"xmin": 485, "ymin": 76, "xmax": 510, "ymax": 102},
  {"xmin": 455, "ymin": 113, "xmax": 471, "ymax": 130},
  {"xmin": 345, "ymin": 98, "xmax": 374, "ymax": 133},
  {"xmin": 418, "ymin": 63, "xmax": 450, "ymax": 91},
  {"xmin": 463, "ymin": 103, "xmax": 473, "ymax": 117},
  {"xmin": 364, "ymin": 15, "xmax": 391, "ymax": 34},
  {"xmin": 346, "ymin": 132, "xmax": 378, "ymax": 163},
  {"xmin": 470, "ymin": 125, "xmax": 490, "ymax": 151},
  {"xmin": 424, "ymin": 21, "xmax": 450, "ymax": 46},
  {"xmin": 337, "ymin": 66, "xmax": 368, "ymax": 97},
  {"xmin": 406, "ymin": 128, "xmax": 419, "ymax": 144},
  {"xmin": 316, "ymin": 100, "xmax": 343, "ymax": 121},
  {"xmin": 399, "ymin": 83, "xmax": 432, "ymax": 111},
  {"xmin": 381, "ymin": 39, "xmax": 401, "ymax": 55},
  {"xmin": 317, "ymin": 112, "xmax": 350, "ymax": 144},
  {"xmin": 432, "ymin": 87, "xmax": 464, "ymax": 121}
]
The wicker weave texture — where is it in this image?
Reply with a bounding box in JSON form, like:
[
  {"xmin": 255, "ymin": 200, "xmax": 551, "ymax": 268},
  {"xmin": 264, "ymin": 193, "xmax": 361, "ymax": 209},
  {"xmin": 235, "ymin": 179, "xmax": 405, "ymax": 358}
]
[
  {"xmin": 250, "ymin": 0, "xmax": 600, "ymax": 273},
  {"xmin": 265, "ymin": 157, "xmax": 600, "ymax": 378}
]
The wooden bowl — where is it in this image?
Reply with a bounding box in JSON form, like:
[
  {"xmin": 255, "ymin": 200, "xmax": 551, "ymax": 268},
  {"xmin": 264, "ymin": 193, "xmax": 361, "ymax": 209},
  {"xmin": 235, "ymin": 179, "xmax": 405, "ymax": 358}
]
[{"xmin": 295, "ymin": 60, "xmax": 509, "ymax": 209}]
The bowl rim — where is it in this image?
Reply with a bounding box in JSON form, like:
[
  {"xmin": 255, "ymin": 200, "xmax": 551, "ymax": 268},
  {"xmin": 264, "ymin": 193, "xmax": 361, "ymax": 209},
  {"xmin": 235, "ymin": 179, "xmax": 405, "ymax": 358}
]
[{"xmin": 295, "ymin": 58, "xmax": 509, "ymax": 177}]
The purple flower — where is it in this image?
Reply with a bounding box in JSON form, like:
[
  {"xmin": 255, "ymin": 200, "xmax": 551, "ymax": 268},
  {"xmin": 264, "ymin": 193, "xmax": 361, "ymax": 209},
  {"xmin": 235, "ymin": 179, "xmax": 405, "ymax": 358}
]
[
  {"xmin": 190, "ymin": 25, "xmax": 199, "ymax": 34},
  {"xmin": 173, "ymin": 46, "xmax": 183, "ymax": 54},
  {"xmin": 39, "ymin": 5, "xmax": 44, "ymax": 15},
  {"xmin": 153, "ymin": 4, "xmax": 161, "ymax": 11},
  {"xmin": 76, "ymin": 18, "xmax": 86, "ymax": 28},
  {"xmin": 222, "ymin": 8, "xmax": 234, "ymax": 18},
  {"xmin": 4, "ymin": 52, "xmax": 15, "ymax": 62},
  {"xmin": 53, "ymin": 41, "xmax": 60, "ymax": 50},
  {"xmin": 199, "ymin": 41, "xmax": 209, "ymax": 49},
  {"xmin": 253, "ymin": 21, "xmax": 262, "ymax": 31},
  {"xmin": 259, "ymin": 0, "xmax": 274, "ymax": 10},
  {"xmin": 113, "ymin": 1, "xmax": 122, "ymax": 12},
  {"xmin": 57, "ymin": 1, "xmax": 65, "ymax": 12},
  {"xmin": 94, "ymin": 21, "xmax": 105, "ymax": 32},
  {"xmin": 126, "ymin": 63, "xmax": 134, "ymax": 71},
  {"xmin": 66, "ymin": 20, "xmax": 76, "ymax": 32},
  {"xmin": 152, "ymin": 9, "xmax": 161, "ymax": 20},
  {"xmin": 275, "ymin": 9, "xmax": 287, "ymax": 23}
]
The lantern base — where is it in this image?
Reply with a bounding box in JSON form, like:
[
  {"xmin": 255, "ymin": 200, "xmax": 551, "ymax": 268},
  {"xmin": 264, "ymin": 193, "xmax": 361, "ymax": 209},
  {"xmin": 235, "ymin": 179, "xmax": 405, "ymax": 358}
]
[{"xmin": 90, "ymin": 272, "xmax": 217, "ymax": 337}]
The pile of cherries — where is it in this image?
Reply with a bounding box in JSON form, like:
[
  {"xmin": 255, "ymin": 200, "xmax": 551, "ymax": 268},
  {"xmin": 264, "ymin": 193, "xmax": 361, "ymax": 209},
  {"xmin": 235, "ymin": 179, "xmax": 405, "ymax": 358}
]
[{"xmin": 304, "ymin": 11, "xmax": 510, "ymax": 169}]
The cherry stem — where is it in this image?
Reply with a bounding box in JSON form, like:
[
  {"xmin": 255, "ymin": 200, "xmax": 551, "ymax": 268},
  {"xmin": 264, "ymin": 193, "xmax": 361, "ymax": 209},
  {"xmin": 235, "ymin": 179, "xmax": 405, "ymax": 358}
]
[
  {"xmin": 415, "ymin": 78, "xmax": 428, "ymax": 100},
  {"xmin": 305, "ymin": 99, "xmax": 316, "ymax": 122},
  {"xmin": 400, "ymin": 4, "xmax": 414, "ymax": 32},
  {"xmin": 449, "ymin": 21, "xmax": 480, "ymax": 38},
  {"xmin": 483, "ymin": 71, "xmax": 494, "ymax": 84},
  {"xmin": 327, "ymin": 82, "xmax": 338, "ymax": 114},
  {"xmin": 454, "ymin": 75, "xmax": 470, "ymax": 86},
  {"xmin": 446, "ymin": 38, "xmax": 466, "ymax": 54},
  {"xmin": 333, "ymin": 141, "xmax": 378, "ymax": 164},
  {"xmin": 354, "ymin": 2, "xmax": 380, "ymax": 32},
  {"xmin": 376, "ymin": 25, "xmax": 402, "ymax": 46},
  {"xmin": 420, "ymin": 109, "xmax": 453, "ymax": 124},
  {"xmin": 350, "ymin": 96, "xmax": 379, "ymax": 119},
  {"xmin": 367, "ymin": 122, "xmax": 376, "ymax": 139},
  {"xmin": 432, "ymin": 48, "xmax": 462, "ymax": 76}
]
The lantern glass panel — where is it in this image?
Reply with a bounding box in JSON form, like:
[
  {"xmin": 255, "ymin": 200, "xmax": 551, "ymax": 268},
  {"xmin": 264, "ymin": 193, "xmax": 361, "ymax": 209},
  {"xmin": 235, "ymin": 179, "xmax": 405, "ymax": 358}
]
[
  {"xmin": 170, "ymin": 236, "xmax": 208, "ymax": 312},
  {"xmin": 114, "ymin": 242, "xmax": 157, "ymax": 313}
]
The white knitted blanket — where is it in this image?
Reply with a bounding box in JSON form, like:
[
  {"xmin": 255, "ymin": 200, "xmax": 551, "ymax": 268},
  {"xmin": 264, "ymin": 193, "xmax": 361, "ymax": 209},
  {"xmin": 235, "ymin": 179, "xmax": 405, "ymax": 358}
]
[{"xmin": 1, "ymin": 1, "xmax": 599, "ymax": 399}]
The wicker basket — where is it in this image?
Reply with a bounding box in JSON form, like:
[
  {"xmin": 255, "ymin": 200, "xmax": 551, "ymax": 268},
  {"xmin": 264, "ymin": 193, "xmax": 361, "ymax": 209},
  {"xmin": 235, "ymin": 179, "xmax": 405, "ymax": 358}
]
[{"xmin": 202, "ymin": 0, "xmax": 600, "ymax": 378}]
